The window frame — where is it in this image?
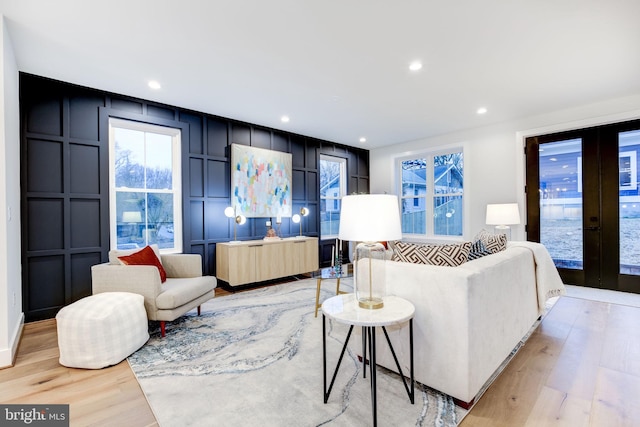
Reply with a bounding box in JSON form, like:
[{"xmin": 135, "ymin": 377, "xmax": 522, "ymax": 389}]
[
  {"xmin": 319, "ymin": 154, "xmax": 347, "ymax": 240},
  {"xmin": 108, "ymin": 118, "xmax": 183, "ymax": 253},
  {"xmin": 396, "ymin": 147, "xmax": 464, "ymax": 240}
]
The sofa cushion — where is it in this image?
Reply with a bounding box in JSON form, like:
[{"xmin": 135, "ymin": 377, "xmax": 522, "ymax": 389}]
[
  {"xmin": 118, "ymin": 245, "xmax": 167, "ymax": 283},
  {"xmin": 474, "ymin": 229, "xmax": 507, "ymax": 254},
  {"xmin": 468, "ymin": 239, "xmax": 493, "ymax": 260},
  {"xmin": 156, "ymin": 277, "xmax": 216, "ymax": 309},
  {"xmin": 391, "ymin": 241, "xmax": 471, "ymax": 266}
]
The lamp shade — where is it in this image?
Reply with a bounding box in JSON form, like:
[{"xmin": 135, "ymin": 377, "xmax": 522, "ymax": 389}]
[
  {"xmin": 338, "ymin": 194, "xmax": 402, "ymax": 242},
  {"xmin": 485, "ymin": 203, "xmax": 521, "ymax": 225}
]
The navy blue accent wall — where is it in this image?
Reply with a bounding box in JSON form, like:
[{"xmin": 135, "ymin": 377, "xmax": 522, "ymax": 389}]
[{"xmin": 19, "ymin": 73, "xmax": 369, "ymax": 321}]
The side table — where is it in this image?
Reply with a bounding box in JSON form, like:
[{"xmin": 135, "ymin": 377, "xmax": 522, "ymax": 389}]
[{"xmin": 322, "ymin": 294, "xmax": 415, "ymax": 427}]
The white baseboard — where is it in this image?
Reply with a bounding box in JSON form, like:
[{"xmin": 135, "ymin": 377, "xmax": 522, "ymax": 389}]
[{"xmin": 0, "ymin": 312, "xmax": 25, "ymax": 368}]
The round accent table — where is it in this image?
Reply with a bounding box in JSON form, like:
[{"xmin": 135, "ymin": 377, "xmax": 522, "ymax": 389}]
[{"xmin": 321, "ymin": 293, "xmax": 415, "ymax": 427}]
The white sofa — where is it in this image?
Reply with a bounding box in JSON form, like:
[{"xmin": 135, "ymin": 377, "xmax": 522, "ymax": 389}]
[{"xmin": 351, "ymin": 241, "xmax": 565, "ymax": 407}]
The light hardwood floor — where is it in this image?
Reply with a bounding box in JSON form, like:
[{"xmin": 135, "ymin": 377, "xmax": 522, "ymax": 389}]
[
  {"xmin": 460, "ymin": 296, "xmax": 640, "ymax": 427},
  {"xmin": 2, "ymin": 291, "xmax": 639, "ymax": 426}
]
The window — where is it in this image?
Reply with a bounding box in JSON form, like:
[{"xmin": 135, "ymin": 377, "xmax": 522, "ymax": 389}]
[
  {"xmin": 320, "ymin": 155, "xmax": 346, "ymax": 238},
  {"xmin": 109, "ymin": 118, "xmax": 182, "ymax": 252},
  {"xmin": 398, "ymin": 150, "xmax": 463, "ymax": 237}
]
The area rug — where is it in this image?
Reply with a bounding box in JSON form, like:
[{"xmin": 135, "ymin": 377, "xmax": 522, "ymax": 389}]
[{"xmin": 128, "ymin": 278, "xmax": 533, "ymax": 426}]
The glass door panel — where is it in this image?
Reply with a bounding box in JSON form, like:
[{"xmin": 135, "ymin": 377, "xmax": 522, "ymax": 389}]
[
  {"xmin": 539, "ymin": 138, "xmax": 583, "ymax": 270},
  {"xmin": 619, "ymin": 130, "xmax": 640, "ymax": 275}
]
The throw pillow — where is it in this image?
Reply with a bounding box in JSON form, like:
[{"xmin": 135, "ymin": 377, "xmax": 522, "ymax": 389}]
[
  {"xmin": 391, "ymin": 241, "xmax": 471, "ymax": 266},
  {"xmin": 118, "ymin": 245, "xmax": 167, "ymax": 282},
  {"xmin": 473, "ymin": 229, "xmax": 507, "ymax": 254},
  {"xmin": 468, "ymin": 239, "xmax": 493, "ymax": 260}
]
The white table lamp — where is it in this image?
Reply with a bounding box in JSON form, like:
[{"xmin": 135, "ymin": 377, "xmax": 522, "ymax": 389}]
[
  {"xmin": 338, "ymin": 194, "xmax": 402, "ymax": 309},
  {"xmin": 485, "ymin": 203, "xmax": 520, "ymax": 240}
]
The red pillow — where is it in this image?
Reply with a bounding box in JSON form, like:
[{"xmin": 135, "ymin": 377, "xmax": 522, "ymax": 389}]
[{"xmin": 118, "ymin": 245, "xmax": 167, "ymax": 283}]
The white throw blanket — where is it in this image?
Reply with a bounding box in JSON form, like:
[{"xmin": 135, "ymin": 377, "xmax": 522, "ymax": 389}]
[{"xmin": 508, "ymin": 241, "xmax": 566, "ymax": 315}]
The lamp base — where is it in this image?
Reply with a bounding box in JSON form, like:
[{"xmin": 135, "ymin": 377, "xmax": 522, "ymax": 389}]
[
  {"xmin": 358, "ymin": 297, "xmax": 384, "ymax": 310},
  {"xmin": 354, "ymin": 241, "xmax": 387, "ymax": 310},
  {"xmin": 493, "ymin": 225, "xmax": 512, "ymax": 240}
]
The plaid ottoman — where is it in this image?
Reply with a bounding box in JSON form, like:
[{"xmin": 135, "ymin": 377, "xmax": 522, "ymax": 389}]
[{"xmin": 56, "ymin": 292, "xmax": 149, "ymax": 369}]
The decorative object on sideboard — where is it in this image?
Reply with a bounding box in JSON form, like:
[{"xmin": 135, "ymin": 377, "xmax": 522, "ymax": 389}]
[
  {"xmin": 224, "ymin": 206, "xmax": 247, "ymax": 243},
  {"xmin": 338, "ymin": 194, "xmax": 402, "ymax": 309},
  {"xmin": 485, "ymin": 203, "xmax": 520, "ymax": 240},
  {"xmin": 276, "ymin": 214, "xmax": 282, "ymax": 238},
  {"xmin": 264, "ymin": 223, "xmax": 280, "ymax": 241},
  {"xmin": 292, "ymin": 207, "xmax": 309, "ymax": 238}
]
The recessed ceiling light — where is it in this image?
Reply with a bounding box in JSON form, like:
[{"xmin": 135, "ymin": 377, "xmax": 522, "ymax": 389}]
[
  {"xmin": 148, "ymin": 80, "xmax": 161, "ymax": 90},
  {"xmin": 409, "ymin": 61, "xmax": 422, "ymax": 71},
  {"xmin": 359, "ymin": 137, "xmax": 367, "ymax": 143},
  {"xmin": 281, "ymin": 115, "xmax": 290, "ymax": 123},
  {"xmin": 477, "ymin": 107, "xmax": 488, "ymax": 115}
]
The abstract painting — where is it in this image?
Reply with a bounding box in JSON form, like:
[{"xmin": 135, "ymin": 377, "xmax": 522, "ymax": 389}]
[{"xmin": 231, "ymin": 144, "xmax": 292, "ymax": 218}]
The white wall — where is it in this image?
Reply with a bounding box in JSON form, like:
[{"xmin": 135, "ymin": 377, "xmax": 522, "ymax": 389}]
[
  {"xmin": 0, "ymin": 17, "xmax": 24, "ymax": 368},
  {"xmin": 370, "ymin": 94, "xmax": 640, "ymax": 243}
]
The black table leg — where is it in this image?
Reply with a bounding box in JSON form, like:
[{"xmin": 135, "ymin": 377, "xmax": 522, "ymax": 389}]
[
  {"xmin": 368, "ymin": 326, "xmax": 377, "ymax": 427},
  {"xmin": 410, "ymin": 319, "xmax": 414, "ymax": 403},
  {"xmin": 323, "ymin": 314, "xmax": 354, "ymax": 404},
  {"xmin": 362, "ymin": 326, "xmax": 367, "ymax": 379},
  {"xmin": 381, "ymin": 322, "xmax": 415, "ymax": 403}
]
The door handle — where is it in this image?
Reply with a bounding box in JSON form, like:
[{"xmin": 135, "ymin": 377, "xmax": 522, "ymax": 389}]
[{"xmin": 585, "ymin": 226, "xmax": 600, "ymax": 231}]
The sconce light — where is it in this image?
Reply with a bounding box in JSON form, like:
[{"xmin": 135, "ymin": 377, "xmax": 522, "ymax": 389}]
[
  {"xmin": 292, "ymin": 207, "xmax": 309, "ymax": 238},
  {"xmin": 225, "ymin": 206, "xmax": 246, "ymax": 243}
]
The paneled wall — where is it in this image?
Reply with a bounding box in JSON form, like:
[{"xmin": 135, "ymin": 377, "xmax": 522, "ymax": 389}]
[{"xmin": 20, "ymin": 73, "xmax": 369, "ymax": 321}]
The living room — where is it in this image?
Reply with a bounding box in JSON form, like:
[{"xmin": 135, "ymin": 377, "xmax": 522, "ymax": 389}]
[{"xmin": 2, "ymin": 1, "xmax": 640, "ymax": 426}]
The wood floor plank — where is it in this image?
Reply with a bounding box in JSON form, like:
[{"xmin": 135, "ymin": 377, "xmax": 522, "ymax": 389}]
[
  {"xmin": 544, "ymin": 324, "xmax": 604, "ymax": 401},
  {"xmin": 523, "ymin": 386, "xmax": 591, "ymax": 427},
  {"xmin": 600, "ymin": 304, "xmax": 640, "ymax": 377},
  {"xmin": 460, "ymin": 330, "xmax": 565, "ymax": 426},
  {"xmin": 591, "ymin": 367, "xmax": 640, "ymax": 427}
]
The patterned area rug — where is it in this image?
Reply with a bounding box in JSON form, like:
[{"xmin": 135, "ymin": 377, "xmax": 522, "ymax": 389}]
[{"xmin": 128, "ymin": 278, "xmax": 532, "ymax": 426}]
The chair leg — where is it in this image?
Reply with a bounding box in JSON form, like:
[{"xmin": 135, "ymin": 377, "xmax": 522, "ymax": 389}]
[
  {"xmin": 197, "ymin": 305, "xmax": 201, "ymax": 316},
  {"xmin": 160, "ymin": 321, "xmax": 166, "ymax": 338}
]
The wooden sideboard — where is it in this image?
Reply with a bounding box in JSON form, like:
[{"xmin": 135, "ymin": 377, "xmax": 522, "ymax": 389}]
[{"xmin": 216, "ymin": 237, "xmax": 319, "ymax": 287}]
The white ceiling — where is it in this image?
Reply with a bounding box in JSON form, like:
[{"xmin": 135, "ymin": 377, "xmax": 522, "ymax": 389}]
[{"xmin": 2, "ymin": 0, "xmax": 640, "ymax": 149}]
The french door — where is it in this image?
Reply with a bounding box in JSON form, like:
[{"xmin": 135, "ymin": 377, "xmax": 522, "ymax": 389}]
[{"xmin": 525, "ymin": 119, "xmax": 640, "ymax": 293}]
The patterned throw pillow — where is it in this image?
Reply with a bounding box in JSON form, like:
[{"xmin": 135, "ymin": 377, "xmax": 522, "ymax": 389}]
[
  {"xmin": 391, "ymin": 241, "xmax": 472, "ymax": 266},
  {"xmin": 468, "ymin": 239, "xmax": 493, "ymax": 260},
  {"xmin": 473, "ymin": 229, "xmax": 507, "ymax": 254}
]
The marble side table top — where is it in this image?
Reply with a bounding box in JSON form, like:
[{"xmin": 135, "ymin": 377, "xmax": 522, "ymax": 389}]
[{"xmin": 322, "ymin": 293, "xmax": 415, "ymax": 327}]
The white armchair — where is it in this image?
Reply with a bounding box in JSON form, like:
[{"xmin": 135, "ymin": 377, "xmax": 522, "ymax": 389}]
[{"xmin": 91, "ymin": 245, "xmax": 217, "ymax": 337}]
